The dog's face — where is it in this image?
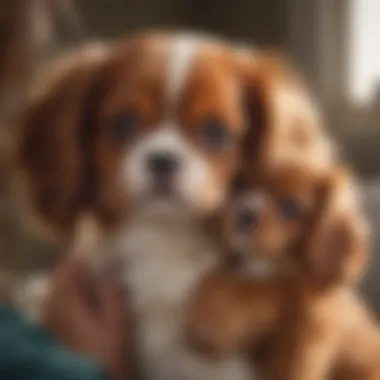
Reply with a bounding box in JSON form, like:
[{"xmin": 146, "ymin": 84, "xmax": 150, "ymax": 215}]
[
  {"xmin": 226, "ymin": 165, "xmax": 320, "ymax": 263},
  {"xmin": 95, "ymin": 35, "xmax": 247, "ymax": 218},
  {"xmin": 225, "ymin": 165, "xmax": 369, "ymax": 285},
  {"xmin": 18, "ymin": 32, "xmax": 332, "ymax": 239}
]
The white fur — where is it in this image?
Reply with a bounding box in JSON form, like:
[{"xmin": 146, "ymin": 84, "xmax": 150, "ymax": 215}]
[
  {"xmin": 105, "ymin": 215, "xmax": 253, "ymax": 380},
  {"xmin": 124, "ymin": 124, "xmax": 223, "ymax": 215},
  {"xmin": 166, "ymin": 36, "xmax": 200, "ymax": 112}
]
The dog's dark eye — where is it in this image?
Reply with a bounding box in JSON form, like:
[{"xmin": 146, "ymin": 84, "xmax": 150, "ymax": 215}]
[
  {"xmin": 110, "ymin": 112, "xmax": 139, "ymax": 141},
  {"xmin": 200, "ymin": 119, "xmax": 230, "ymax": 152},
  {"xmin": 279, "ymin": 198, "xmax": 302, "ymax": 220}
]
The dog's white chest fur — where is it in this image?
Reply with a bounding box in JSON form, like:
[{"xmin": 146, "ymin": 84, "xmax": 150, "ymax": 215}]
[{"xmin": 112, "ymin": 216, "xmax": 252, "ymax": 380}]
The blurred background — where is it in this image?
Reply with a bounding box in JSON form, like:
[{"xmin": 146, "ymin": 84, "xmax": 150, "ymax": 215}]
[{"xmin": 0, "ymin": 0, "xmax": 379, "ymax": 308}]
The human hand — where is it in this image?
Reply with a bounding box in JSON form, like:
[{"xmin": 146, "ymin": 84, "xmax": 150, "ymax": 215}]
[{"xmin": 42, "ymin": 256, "xmax": 135, "ymax": 380}]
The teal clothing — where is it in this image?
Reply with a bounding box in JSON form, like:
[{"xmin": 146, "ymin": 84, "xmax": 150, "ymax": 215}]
[{"xmin": 0, "ymin": 305, "xmax": 109, "ymax": 380}]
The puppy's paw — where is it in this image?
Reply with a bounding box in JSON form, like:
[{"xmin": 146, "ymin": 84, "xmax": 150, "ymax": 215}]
[
  {"xmin": 186, "ymin": 282, "xmax": 249, "ymax": 358},
  {"xmin": 187, "ymin": 316, "xmax": 227, "ymax": 358}
]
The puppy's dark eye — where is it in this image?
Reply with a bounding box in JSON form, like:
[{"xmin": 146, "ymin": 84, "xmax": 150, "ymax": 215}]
[
  {"xmin": 109, "ymin": 112, "xmax": 139, "ymax": 141},
  {"xmin": 200, "ymin": 119, "xmax": 230, "ymax": 152},
  {"xmin": 279, "ymin": 199, "xmax": 302, "ymax": 220}
]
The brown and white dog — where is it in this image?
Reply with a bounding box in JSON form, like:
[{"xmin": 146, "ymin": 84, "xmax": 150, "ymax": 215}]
[{"xmin": 16, "ymin": 32, "xmax": 334, "ymax": 380}]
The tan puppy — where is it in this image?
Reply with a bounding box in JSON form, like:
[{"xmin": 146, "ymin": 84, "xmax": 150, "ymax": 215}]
[{"xmin": 188, "ymin": 163, "xmax": 377, "ymax": 380}]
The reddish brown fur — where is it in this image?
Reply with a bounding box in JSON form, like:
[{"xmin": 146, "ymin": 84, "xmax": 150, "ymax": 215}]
[
  {"xmin": 224, "ymin": 163, "xmax": 327, "ymax": 263},
  {"xmin": 17, "ymin": 47, "xmax": 111, "ymax": 238},
  {"xmin": 223, "ymin": 164, "xmax": 368, "ymax": 285},
  {"xmin": 188, "ymin": 165, "xmax": 375, "ymax": 380},
  {"xmin": 237, "ymin": 51, "xmax": 334, "ymax": 179},
  {"xmin": 17, "ymin": 37, "xmax": 167, "ymax": 239},
  {"xmin": 189, "ymin": 270, "xmax": 380, "ymax": 380},
  {"xmin": 188, "ymin": 269, "xmax": 287, "ymax": 358}
]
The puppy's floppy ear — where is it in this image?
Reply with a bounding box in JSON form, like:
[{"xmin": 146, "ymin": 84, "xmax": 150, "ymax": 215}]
[
  {"xmin": 16, "ymin": 44, "xmax": 109, "ymax": 240},
  {"xmin": 239, "ymin": 52, "xmax": 334, "ymax": 176},
  {"xmin": 302, "ymin": 168, "xmax": 370, "ymax": 286}
]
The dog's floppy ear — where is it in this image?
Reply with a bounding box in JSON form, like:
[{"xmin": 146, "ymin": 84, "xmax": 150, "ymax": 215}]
[
  {"xmin": 239, "ymin": 52, "xmax": 334, "ymax": 177},
  {"xmin": 15, "ymin": 44, "xmax": 109, "ymax": 240},
  {"xmin": 302, "ymin": 167, "xmax": 370, "ymax": 286}
]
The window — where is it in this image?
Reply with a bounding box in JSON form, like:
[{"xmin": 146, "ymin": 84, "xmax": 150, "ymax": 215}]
[{"xmin": 348, "ymin": 0, "xmax": 380, "ymax": 105}]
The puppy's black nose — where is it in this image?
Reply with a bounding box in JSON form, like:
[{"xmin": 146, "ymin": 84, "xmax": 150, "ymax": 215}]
[
  {"xmin": 236, "ymin": 208, "xmax": 258, "ymax": 232},
  {"xmin": 147, "ymin": 152, "xmax": 179, "ymax": 176}
]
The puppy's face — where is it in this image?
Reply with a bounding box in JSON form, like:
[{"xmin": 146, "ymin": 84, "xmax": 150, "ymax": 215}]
[
  {"xmin": 225, "ymin": 165, "xmax": 369, "ymax": 285},
  {"xmin": 226, "ymin": 165, "xmax": 319, "ymax": 264}
]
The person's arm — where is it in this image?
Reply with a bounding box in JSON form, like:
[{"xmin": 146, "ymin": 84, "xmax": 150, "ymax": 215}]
[
  {"xmin": 0, "ymin": 256, "xmax": 135, "ymax": 380},
  {"xmin": 0, "ymin": 304, "xmax": 108, "ymax": 380}
]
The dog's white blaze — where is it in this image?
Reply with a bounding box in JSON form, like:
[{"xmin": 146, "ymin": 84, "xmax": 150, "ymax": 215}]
[
  {"xmin": 165, "ymin": 35, "xmax": 201, "ymax": 114},
  {"xmin": 141, "ymin": 123, "xmax": 187, "ymax": 153}
]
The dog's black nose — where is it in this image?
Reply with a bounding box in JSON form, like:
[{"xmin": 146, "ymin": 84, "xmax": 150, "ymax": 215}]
[
  {"xmin": 236, "ymin": 208, "xmax": 258, "ymax": 232},
  {"xmin": 147, "ymin": 152, "xmax": 179, "ymax": 177}
]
